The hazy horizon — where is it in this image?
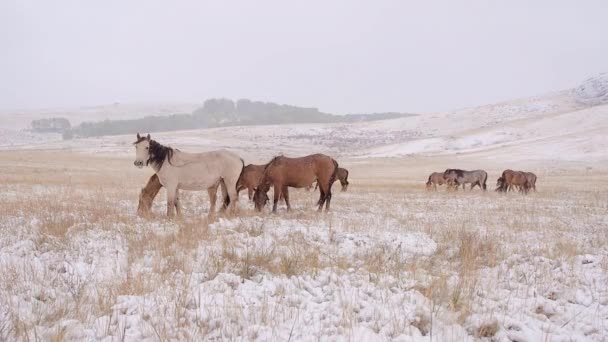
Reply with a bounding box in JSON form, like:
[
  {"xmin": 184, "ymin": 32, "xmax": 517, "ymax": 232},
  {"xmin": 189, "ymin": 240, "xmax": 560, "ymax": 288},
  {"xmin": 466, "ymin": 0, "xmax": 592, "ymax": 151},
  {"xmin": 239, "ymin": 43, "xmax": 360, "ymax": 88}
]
[{"xmin": 1, "ymin": 0, "xmax": 607, "ymax": 114}]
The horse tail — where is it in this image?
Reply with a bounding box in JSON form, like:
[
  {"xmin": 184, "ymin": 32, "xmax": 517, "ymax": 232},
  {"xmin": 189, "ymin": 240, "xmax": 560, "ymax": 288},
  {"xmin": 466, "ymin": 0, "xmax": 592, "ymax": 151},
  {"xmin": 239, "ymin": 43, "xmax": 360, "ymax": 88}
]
[
  {"xmin": 344, "ymin": 169, "xmax": 349, "ymax": 185},
  {"xmin": 235, "ymin": 158, "xmax": 245, "ymax": 192},
  {"xmin": 482, "ymin": 171, "xmax": 488, "ymax": 190},
  {"xmin": 220, "ymin": 179, "xmax": 230, "ymax": 209},
  {"xmin": 328, "ymin": 159, "xmax": 339, "ymax": 190},
  {"xmin": 426, "ymin": 174, "xmax": 432, "ymax": 185}
]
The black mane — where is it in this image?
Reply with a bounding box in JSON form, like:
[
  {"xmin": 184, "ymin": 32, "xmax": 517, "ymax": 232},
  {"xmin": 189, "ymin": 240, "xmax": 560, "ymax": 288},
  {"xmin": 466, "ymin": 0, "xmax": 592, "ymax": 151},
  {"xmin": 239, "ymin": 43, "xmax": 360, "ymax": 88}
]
[{"xmin": 148, "ymin": 139, "xmax": 174, "ymax": 168}]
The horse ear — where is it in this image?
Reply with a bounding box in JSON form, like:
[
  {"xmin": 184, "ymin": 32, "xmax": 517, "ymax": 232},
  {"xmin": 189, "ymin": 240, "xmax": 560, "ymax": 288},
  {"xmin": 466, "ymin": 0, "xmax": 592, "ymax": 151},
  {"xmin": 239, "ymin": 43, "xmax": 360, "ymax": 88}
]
[
  {"xmin": 146, "ymin": 134, "xmax": 150, "ymax": 140},
  {"xmin": 137, "ymin": 133, "xmax": 141, "ymax": 140}
]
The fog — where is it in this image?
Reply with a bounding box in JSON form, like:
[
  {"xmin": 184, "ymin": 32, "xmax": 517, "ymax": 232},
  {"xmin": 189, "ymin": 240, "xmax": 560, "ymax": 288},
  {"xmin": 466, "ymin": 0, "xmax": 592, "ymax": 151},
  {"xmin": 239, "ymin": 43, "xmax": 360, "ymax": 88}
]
[{"xmin": 1, "ymin": 0, "xmax": 607, "ymax": 114}]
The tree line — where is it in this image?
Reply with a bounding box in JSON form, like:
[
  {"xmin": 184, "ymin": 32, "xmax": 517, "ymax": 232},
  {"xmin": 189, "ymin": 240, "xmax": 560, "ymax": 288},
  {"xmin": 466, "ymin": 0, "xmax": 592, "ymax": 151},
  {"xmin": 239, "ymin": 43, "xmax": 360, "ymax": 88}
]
[{"xmin": 30, "ymin": 98, "xmax": 413, "ymax": 139}]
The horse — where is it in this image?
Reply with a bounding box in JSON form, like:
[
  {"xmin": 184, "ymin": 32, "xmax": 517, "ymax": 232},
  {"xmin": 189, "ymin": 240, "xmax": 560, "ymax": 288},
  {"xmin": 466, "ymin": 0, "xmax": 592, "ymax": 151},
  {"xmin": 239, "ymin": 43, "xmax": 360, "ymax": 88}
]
[
  {"xmin": 524, "ymin": 172, "xmax": 537, "ymax": 192},
  {"xmin": 137, "ymin": 174, "xmax": 229, "ymax": 216},
  {"xmin": 237, "ymin": 164, "xmax": 266, "ymax": 200},
  {"xmin": 137, "ymin": 174, "xmax": 164, "ymax": 216},
  {"xmin": 133, "ymin": 133, "xmax": 244, "ymax": 217},
  {"xmin": 425, "ymin": 172, "xmax": 447, "ymax": 191},
  {"xmin": 443, "ymin": 169, "xmax": 488, "ymax": 191},
  {"xmin": 314, "ymin": 167, "xmax": 349, "ymax": 192},
  {"xmin": 253, "ymin": 154, "xmax": 338, "ymax": 213},
  {"xmin": 496, "ymin": 169, "xmax": 529, "ymax": 194}
]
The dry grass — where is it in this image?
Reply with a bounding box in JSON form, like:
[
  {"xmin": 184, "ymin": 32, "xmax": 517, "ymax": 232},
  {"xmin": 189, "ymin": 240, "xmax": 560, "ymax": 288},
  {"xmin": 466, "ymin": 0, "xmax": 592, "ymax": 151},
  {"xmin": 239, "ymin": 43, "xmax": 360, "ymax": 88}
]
[{"xmin": 0, "ymin": 150, "xmax": 606, "ymax": 340}]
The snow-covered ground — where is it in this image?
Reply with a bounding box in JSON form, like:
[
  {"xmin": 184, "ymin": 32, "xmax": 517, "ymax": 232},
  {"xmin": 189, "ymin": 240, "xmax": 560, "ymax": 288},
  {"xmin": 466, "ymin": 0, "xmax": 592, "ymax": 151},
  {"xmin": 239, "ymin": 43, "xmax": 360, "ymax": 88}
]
[
  {"xmin": 1, "ymin": 77, "xmax": 607, "ymax": 341},
  {"xmin": 0, "ymin": 168, "xmax": 606, "ymax": 341}
]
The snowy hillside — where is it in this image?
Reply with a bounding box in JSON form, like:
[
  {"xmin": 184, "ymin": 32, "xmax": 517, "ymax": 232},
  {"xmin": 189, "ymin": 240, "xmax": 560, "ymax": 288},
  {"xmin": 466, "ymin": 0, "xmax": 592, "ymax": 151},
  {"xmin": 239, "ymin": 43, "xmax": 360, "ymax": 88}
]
[
  {"xmin": 1, "ymin": 76, "xmax": 607, "ymax": 166},
  {"xmin": 574, "ymin": 73, "xmax": 608, "ymax": 105}
]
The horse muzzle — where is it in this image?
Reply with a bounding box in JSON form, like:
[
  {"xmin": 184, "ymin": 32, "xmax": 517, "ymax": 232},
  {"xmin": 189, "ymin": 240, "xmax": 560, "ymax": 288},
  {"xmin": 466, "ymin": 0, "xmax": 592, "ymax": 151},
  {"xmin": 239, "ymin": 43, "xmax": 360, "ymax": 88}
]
[{"xmin": 134, "ymin": 161, "xmax": 144, "ymax": 168}]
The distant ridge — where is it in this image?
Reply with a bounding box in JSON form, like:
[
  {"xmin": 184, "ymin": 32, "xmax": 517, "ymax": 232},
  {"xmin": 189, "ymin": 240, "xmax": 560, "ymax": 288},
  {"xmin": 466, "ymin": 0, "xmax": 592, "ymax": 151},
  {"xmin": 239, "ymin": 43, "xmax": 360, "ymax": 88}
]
[{"xmin": 54, "ymin": 98, "xmax": 414, "ymax": 138}]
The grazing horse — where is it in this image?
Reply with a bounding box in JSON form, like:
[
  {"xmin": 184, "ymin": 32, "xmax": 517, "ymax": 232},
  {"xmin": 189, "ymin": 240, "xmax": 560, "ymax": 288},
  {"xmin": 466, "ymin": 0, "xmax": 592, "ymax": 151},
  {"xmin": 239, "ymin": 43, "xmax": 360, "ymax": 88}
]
[
  {"xmin": 253, "ymin": 154, "xmax": 338, "ymax": 213},
  {"xmin": 137, "ymin": 174, "xmax": 164, "ymax": 216},
  {"xmin": 426, "ymin": 172, "xmax": 447, "ymax": 191},
  {"xmin": 524, "ymin": 172, "xmax": 537, "ymax": 192},
  {"xmin": 133, "ymin": 133, "xmax": 244, "ymax": 217},
  {"xmin": 237, "ymin": 164, "xmax": 266, "ymax": 200},
  {"xmin": 315, "ymin": 167, "xmax": 350, "ymax": 192},
  {"xmin": 496, "ymin": 169, "xmax": 529, "ymax": 194},
  {"xmin": 443, "ymin": 169, "xmax": 488, "ymax": 191}
]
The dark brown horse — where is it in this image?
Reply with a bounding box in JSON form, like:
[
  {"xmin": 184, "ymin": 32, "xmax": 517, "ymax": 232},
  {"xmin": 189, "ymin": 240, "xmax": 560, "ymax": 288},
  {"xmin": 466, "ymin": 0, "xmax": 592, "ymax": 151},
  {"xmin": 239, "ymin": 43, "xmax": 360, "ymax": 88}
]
[{"xmin": 253, "ymin": 154, "xmax": 338, "ymax": 213}]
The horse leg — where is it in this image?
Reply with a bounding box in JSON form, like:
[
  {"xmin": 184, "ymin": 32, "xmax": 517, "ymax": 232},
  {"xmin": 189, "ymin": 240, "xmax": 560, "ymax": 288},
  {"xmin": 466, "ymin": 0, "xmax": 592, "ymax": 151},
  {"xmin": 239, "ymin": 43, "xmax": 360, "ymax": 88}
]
[
  {"xmin": 324, "ymin": 185, "xmax": 332, "ymax": 211},
  {"xmin": 174, "ymin": 189, "xmax": 182, "ymax": 217},
  {"xmin": 248, "ymin": 187, "xmax": 253, "ymax": 201},
  {"xmin": 272, "ymin": 184, "xmax": 281, "ymax": 213},
  {"xmin": 282, "ymin": 186, "xmax": 291, "ymax": 211},
  {"xmin": 219, "ymin": 179, "xmax": 230, "ymax": 212},
  {"xmin": 166, "ymin": 186, "xmax": 177, "ymax": 218},
  {"xmin": 317, "ymin": 187, "xmax": 326, "ymax": 211},
  {"xmin": 472, "ymin": 181, "xmax": 479, "ymax": 190},
  {"xmin": 223, "ymin": 175, "xmax": 239, "ymax": 214},
  {"xmin": 207, "ymin": 184, "xmax": 218, "ymax": 218}
]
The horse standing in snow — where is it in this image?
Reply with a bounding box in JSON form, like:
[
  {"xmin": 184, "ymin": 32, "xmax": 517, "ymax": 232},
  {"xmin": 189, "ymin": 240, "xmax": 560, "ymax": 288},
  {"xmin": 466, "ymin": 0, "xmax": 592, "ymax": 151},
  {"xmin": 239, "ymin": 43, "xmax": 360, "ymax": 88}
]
[
  {"xmin": 133, "ymin": 133, "xmax": 243, "ymax": 217},
  {"xmin": 253, "ymin": 154, "xmax": 338, "ymax": 213}
]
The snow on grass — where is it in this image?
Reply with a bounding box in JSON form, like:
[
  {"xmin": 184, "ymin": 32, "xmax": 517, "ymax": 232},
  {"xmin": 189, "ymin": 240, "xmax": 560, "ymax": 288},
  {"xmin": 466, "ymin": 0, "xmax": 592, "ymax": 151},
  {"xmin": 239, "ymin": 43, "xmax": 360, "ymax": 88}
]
[{"xmin": 0, "ymin": 157, "xmax": 607, "ymax": 341}]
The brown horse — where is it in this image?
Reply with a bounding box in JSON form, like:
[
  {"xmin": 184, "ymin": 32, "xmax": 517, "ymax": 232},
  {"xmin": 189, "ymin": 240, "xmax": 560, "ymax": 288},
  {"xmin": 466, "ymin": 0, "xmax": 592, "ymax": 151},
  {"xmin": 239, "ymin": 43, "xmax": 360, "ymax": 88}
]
[
  {"xmin": 314, "ymin": 167, "xmax": 349, "ymax": 192},
  {"xmin": 524, "ymin": 172, "xmax": 537, "ymax": 192},
  {"xmin": 425, "ymin": 172, "xmax": 447, "ymax": 191},
  {"xmin": 237, "ymin": 164, "xmax": 265, "ymax": 200},
  {"xmin": 253, "ymin": 154, "xmax": 338, "ymax": 213},
  {"xmin": 137, "ymin": 174, "xmax": 164, "ymax": 216},
  {"xmin": 496, "ymin": 169, "xmax": 529, "ymax": 194}
]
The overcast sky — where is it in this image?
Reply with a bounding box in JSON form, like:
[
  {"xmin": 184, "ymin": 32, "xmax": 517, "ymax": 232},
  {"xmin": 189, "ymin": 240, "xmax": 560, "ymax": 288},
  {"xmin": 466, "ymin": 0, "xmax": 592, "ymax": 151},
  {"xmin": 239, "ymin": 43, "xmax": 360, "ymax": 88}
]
[{"xmin": 1, "ymin": 0, "xmax": 607, "ymax": 114}]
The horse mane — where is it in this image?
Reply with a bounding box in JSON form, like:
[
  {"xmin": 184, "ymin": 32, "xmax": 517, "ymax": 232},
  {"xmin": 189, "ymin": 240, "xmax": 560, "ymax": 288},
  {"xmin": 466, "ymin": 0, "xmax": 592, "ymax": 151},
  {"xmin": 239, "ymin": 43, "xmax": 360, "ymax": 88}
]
[{"xmin": 148, "ymin": 139, "xmax": 174, "ymax": 168}]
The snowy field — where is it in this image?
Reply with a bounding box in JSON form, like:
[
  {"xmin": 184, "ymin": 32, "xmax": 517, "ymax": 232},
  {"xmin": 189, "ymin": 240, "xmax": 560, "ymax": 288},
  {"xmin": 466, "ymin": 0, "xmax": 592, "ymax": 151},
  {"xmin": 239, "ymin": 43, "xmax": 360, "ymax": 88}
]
[
  {"xmin": 0, "ymin": 150, "xmax": 606, "ymax": 341},
  {"xmin": 1, "ymin": 79, "xmax": 607, "ymax": 340}
]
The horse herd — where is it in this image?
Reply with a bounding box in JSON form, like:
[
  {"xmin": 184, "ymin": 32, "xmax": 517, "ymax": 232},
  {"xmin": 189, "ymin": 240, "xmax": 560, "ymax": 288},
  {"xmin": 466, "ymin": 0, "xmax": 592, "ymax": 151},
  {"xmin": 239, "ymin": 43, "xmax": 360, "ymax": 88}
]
[
  {"xmin": 133, "ymin": 134, "xmax": 349, "ymax": 217},
  {"xmin": 132, "ymin": 133, "xmax": 536, "ymax": 218},
  {"xmin": 426, "ymin": 169, "xmax": 538, "ymax": 193}
]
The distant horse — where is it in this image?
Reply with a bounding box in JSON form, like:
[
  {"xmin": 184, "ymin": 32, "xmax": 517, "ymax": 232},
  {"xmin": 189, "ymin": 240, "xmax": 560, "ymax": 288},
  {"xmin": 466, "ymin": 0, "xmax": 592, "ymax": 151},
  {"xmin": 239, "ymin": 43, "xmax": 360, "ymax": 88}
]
[
  {"xmin": 315, "ymin": 167, "xmax": 350, "ymax": 192},
  {"xmin": 524, "ymin": 172, "xmax": 537, "ymax": 192},
  {"xmin": 425, "ymin": 172, "xmax": 447, "ymax": 191},
  {"xmin": 496, "ymin": 169, "xmax": 529, "ymax": 194},
  {"xmin": 443, "ymin": 169, "xmax": 488, "ymax": 191},
  {"xmin": 133, "ymin": 133, "xmax": 243, "ymax": 217},
  {"xmin": 253, "ymin": 154, "xmax": 338, "ymax": 213}
]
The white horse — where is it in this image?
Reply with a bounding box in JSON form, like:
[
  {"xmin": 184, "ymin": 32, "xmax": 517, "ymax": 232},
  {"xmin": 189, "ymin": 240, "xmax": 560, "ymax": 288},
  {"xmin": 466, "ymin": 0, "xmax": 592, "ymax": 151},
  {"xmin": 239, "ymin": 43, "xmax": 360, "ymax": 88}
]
[{"xmin": 133, "ymin": 133, "xmax": 244, "ymax": 217}]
